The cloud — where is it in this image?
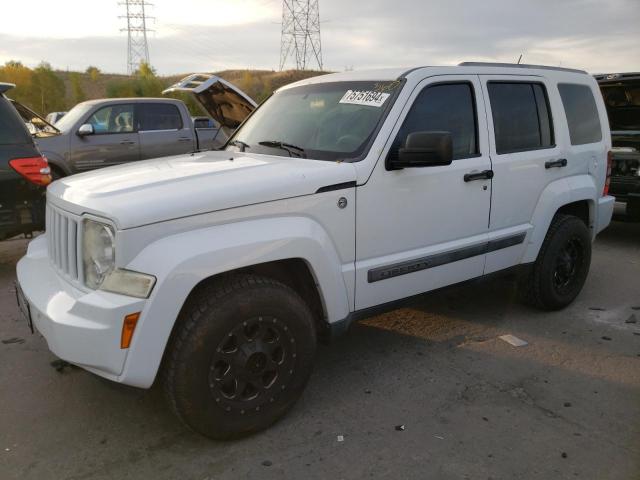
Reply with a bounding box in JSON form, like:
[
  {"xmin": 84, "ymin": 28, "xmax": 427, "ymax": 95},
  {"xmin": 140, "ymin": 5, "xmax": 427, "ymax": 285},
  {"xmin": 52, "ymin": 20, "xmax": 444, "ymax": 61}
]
[{"xmin": 1, "ymin": 0, "xmax": 638, "ymax": 74}]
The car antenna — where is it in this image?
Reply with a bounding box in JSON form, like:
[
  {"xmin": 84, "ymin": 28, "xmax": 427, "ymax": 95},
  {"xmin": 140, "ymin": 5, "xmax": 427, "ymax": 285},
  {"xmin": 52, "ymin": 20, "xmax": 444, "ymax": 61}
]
[{"xmin": 517, "ymin": 54, "xmax": 523, "ymax": 64}]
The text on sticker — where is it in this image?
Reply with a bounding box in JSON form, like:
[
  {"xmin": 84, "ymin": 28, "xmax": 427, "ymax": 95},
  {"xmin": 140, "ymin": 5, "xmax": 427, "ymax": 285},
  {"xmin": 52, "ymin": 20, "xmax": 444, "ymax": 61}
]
[{"xmin": 339, "ymin": 90, "xmax": 390, "ymax": 107}]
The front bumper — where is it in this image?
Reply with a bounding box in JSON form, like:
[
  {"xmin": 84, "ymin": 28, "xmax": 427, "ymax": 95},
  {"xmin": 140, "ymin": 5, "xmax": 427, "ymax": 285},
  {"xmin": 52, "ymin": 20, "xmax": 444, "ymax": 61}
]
[
  {"xmin": 16, "ymin": 235, "xmax": 146, "ymax": 381},
  {"xmin": 596, "ymin": 195, "xmax": 615, "ymax": 234}
]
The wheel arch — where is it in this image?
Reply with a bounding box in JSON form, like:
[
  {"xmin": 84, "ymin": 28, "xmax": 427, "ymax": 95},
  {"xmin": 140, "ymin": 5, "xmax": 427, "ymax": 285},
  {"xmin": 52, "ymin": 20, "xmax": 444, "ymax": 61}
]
[{"xmin": 522, "ymin": 175, "xmax": 597, "ymax": 263}]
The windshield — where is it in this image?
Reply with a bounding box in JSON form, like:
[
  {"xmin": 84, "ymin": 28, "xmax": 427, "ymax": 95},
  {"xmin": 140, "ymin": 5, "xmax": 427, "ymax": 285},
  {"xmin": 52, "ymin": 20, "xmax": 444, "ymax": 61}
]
[
  {"xmin": 600, "ymin": 82, "xmax": 640, "ymax": 131},
  {"xmin": 226, "ymin": 80, "xmax": 403, "ymax": 161},
  {"xmin": 55, "ymin": 103, "xmax": 92, "ymax": 132}
]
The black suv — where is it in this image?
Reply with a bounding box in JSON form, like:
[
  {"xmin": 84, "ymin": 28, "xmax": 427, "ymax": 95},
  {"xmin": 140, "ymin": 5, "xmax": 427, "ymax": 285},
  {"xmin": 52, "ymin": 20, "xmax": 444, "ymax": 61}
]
[
  {"xmin": 595, "ymin": 73, "xmax": 640, "ymax": 220},
  {"xmin": 0, "ymin": 83, "xmax": 51, "ymax": 240}
]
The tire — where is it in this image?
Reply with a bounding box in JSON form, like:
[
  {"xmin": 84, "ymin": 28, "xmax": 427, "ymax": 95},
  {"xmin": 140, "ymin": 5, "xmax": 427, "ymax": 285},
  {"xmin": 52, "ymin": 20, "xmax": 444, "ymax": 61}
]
[
  {"xmin": 162, "ymin": 274, "xmax": 317, "ymax": 439},
  {"xmin": 519, "ymin": 214, "xmax": 592, "ymax": 310},
  {"xmin": 627, "ymin": 198, "xmax": 640, "ymax": 222}
]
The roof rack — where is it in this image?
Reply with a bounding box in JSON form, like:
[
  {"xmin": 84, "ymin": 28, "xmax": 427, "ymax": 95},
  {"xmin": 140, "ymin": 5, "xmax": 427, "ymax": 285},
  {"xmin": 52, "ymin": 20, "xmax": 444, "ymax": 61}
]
[
  {"xmin": 458, "ymin": 62, "xmax": 587, "ymax": 75},
  {"xmin": 0, "ymin": 82, "xmax": 16, "ymax": 94}
]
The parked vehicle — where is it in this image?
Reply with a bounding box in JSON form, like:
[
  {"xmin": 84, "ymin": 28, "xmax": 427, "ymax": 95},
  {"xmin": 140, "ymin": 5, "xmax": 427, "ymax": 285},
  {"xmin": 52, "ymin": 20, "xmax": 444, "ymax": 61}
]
[
  {"xmin": 16, "ymin": 63, "xmax": 614, "ymax": 439},
  {"xmin": 35, "ymin": 79, "xmax": 254, "ymax": 178},
  {"xmin": 595, "ymin": 72, "xmax": 640, "ymax": 220},
  {"xmin": 45, "ymin": 111, "xmax": 66, "ymax": 125},
  {"xmin": 0, "ymin": 83, "xmax": 51, "ymax": 240},
  {"xmin": 10, "ymin": 100, "xmax": 60, "ymax": 138}
]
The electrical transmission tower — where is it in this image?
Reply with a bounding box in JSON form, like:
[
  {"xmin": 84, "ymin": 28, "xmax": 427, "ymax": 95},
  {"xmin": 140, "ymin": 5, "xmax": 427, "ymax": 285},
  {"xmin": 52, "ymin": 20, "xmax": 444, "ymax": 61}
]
[
  {"xmin": 119, "ymin": 0, "xmax": 153, "ymax": 75},
  {"xmin": 279, "ymin": 0, "xmax": 323, "ymax": 71}
]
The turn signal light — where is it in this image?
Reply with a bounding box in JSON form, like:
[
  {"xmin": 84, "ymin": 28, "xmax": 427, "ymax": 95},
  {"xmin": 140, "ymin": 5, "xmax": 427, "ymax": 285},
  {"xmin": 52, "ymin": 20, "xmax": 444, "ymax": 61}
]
[
  {"xmin": 9, "ymin": 156, "xmax": 52, "ymax": 186},
  {"xmin": 120, "ymin": 312, "xmax": 141, "ymax": 349}
]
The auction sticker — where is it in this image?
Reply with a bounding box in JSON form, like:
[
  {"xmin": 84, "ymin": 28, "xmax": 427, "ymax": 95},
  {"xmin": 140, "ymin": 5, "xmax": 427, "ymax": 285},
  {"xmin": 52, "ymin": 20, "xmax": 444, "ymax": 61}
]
[{"xmin": 339, "ymin": 90, "xmax": 390, "ymax": 107}]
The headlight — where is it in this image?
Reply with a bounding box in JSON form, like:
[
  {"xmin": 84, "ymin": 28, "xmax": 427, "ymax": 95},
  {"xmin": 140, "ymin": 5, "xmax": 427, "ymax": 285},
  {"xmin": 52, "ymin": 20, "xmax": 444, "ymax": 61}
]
[{"xmin": 82, "ymin": 219, "xmax": 115, "ymax": 289}]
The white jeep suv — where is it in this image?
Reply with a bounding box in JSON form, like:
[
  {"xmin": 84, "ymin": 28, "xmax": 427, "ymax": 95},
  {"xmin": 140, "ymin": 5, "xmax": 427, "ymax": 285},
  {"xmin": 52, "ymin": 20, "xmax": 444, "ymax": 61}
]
[{"xmin": 16, "ymin": 63, "xmax": 614, "ymax": 439}]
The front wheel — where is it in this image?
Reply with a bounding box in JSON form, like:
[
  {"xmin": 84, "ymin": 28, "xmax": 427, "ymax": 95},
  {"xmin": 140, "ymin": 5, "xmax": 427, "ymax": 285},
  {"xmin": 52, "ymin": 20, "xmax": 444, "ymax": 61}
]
[
  {"xmin": 519, "ymin": 214, "xmax": 592, "ymax": 310},
  {"xmin": 163, "ymin": 274, "xmax": 317, "ymax": 439}
]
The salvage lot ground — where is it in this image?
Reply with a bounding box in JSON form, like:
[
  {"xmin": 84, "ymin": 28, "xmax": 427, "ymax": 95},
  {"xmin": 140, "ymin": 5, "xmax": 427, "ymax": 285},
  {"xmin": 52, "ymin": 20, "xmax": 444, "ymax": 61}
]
[{"xmin": 1, "ymin": 213, "xmax": 639, "ymax": 480}]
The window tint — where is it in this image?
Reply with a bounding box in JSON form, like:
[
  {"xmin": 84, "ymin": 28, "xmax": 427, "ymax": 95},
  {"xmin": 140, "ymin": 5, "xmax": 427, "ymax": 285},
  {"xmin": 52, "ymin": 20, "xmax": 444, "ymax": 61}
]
[
  {"xmin": 0, "ymin": 98, "xmax": 32, "ymax": 145},
  {"xmin": 87, "ymin": 104, "xmax": 135, "ymax": 133},
  {"xmin": 390, "ymin": 83, "xmax": 478, "ymax": 161},
  {"xmin": 558, "ymin": 84, "xmax": 602, "ymax": 144},
  {"xmin": 488, "ymin": 83, "xmax": 554, "ymax": 154},
  {"xmin": 140, "ymin": 103, "xmax": 183, "ymax": 131}
]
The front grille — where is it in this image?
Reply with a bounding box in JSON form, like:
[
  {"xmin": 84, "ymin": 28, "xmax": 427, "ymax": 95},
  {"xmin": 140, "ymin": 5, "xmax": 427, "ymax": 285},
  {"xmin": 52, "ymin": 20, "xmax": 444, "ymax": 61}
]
[{"xmin": 46, "ymin": 205, "xmax": 80, "ymax": 281}]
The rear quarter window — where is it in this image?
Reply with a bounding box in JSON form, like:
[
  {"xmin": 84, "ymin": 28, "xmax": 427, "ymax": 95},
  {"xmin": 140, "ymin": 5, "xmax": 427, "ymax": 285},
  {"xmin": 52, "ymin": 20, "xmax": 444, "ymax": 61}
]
[
  {"xmin": 558, "ymin": 84, "xmax": 602, "ymax": 145},
  {"xmin": 0, "ymin": 97, "xmax": 32, "ymax": 145}
]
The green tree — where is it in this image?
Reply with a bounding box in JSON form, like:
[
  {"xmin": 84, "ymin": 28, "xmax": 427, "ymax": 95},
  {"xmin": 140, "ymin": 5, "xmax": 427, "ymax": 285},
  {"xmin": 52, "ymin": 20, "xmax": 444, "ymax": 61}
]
[
  {"xmin": 0, "ymin": 61, "xmax": 35, "ymax": 108},
  {"xmin": 31, "ymin": 62, "xmax": 66, "ymax": 114},
  {"xmin": 105, "ymin": 62, "xmax": 165, "ymax": 99},
  {"xmin": 69, "ymin": 72, "xmax": 86, "ymax": 104},
  {"xmin": 85, "ymin": 66, "xmax": 101, "ymax": 82}
]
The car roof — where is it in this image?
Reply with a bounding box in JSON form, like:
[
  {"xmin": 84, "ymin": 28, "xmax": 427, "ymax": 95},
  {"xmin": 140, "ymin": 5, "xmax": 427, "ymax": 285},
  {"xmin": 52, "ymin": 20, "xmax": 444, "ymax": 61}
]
[
  {"xmin": 594, "ymin": 72, "xmax": 640, "ymax": 84},
  {"xmin": 0, "ymin": 82, "xmax": 15, "ymax": 94},
  {"xmin": 280, "ymin": 63, "xmax": 590, "ymax": 91},
  {"xmin": 77, "ymin": 97, "xmax": 183, "ymax": 107}
]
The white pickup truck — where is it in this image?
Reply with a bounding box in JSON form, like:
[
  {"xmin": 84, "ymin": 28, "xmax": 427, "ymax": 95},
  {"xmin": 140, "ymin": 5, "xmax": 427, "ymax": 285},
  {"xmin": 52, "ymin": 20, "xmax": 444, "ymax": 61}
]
[{"xmin": 16, "ymin": 63, "xmax": 614, "ymax": 439}]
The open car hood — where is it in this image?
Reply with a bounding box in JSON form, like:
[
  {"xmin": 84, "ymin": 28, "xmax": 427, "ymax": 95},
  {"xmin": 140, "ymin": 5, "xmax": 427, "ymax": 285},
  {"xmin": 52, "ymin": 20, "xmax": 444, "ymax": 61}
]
[
  {"xmin": 10, "ymin": 99, "xmax": 60, "ymax": 137},
  {"xmin": 163, "ymin": 74, "xmax": 257, "ymax": 130}
]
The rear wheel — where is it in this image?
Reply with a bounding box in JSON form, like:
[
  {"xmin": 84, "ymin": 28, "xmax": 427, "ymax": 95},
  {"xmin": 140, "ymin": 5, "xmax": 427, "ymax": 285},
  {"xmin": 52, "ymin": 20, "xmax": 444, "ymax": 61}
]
[
  {"xmin": 163, "ymin": 274, "xmax": 317, "ymax": 439},
  {"xmin": 627, "ymin": 198, "xmax": 640, "ymax": 222},
  {"xmin": 519, "ymin": 214, "xmax": 592, "ymax": 310}
]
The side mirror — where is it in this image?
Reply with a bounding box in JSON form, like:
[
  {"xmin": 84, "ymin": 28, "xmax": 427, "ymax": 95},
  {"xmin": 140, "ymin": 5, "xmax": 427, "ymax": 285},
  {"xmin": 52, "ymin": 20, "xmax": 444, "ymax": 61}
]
[
  {"xmin": 77, "ymin": 124, "xmax": 94, "ymax": 136},
  {"xmin": 388, "ymin": 131, "xmax": 453, "ymax": 169}
]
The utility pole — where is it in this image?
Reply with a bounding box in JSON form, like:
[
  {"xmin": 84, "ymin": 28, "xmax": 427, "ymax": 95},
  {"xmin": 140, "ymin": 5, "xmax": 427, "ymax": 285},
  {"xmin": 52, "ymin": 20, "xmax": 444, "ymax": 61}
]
[
  {"xmin": 119, "ymin": 0, "xmax": 153, "ymax": 75},
  {"xmin": 279, "ymin": 0, "xmax": 323, "ymax": 71}
]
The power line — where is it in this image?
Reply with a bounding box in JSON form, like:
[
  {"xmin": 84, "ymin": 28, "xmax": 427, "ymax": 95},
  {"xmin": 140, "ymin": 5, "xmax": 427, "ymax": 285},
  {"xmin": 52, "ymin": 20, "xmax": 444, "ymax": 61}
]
[
  {"xmin": 279, "ymin": 0, "xmax": 322, "ymax": 71},
  {"xmin": 119, "ymin": 0, "xmax": 154, "ymax": 74}
]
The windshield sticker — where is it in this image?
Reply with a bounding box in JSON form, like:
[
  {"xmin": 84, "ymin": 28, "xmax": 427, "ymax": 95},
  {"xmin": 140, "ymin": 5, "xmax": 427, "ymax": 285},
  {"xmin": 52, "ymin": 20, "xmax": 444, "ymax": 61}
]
[
  {"xmin": 339, "ymin": 90, "xmax": 390, "ymax": 108},
  {"xmin": 374, "ymin": 80, "xmax": 402, "ymax": 93}
]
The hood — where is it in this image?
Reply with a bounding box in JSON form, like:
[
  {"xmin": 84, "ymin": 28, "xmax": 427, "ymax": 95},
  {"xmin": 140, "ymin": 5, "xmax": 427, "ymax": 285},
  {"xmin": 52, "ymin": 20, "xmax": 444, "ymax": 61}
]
[
  {"xmin": 48, "ymin": 151, "xmax": 356, "ymax": 229},
  {"xmin": 163, "ymin": 74, "xmax": 257, "ymax": 130}
]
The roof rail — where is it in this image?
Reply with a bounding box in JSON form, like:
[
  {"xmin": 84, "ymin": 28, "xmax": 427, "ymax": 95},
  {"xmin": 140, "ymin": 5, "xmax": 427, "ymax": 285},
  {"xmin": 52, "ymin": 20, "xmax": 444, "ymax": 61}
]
[
  {"xmin": 0, "ymin": 82, "xmax": 16, "ymax": 94},
  {"xmin": 458, "ymin": 62, "xmax": 587, "ymax": 75}
]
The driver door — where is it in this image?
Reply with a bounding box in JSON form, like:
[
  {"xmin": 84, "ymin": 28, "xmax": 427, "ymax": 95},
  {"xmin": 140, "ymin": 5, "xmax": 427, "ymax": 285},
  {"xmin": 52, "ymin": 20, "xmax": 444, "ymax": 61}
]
[
  {"xmin": 355, "ymin": 75, "xmax": 493, "ymax": 310},
  {"xmin": 69, "ymin": 103, "xmax": 140, "ymax": 171}
]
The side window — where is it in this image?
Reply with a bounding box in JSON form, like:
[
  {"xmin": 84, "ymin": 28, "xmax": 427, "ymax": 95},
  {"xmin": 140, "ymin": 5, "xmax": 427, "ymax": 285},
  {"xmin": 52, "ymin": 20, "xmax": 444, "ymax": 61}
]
[
  {"xmin": 87, "ymin": 104, "xmax": 135, "ymax": 134},
  {"xmin": 558, "ymin": 84, "xmax": 602, "ymax": 145},
  {"xmin": 389, "ymin": 83, "xmax": 478, "ymax": 162},
  {"xmin": 488, "ymin": 82, "xmax": 554, "ymax": 154},
  {"xmin": 139, "ymin": 103, "xmax": 183, "ymax": 131}
]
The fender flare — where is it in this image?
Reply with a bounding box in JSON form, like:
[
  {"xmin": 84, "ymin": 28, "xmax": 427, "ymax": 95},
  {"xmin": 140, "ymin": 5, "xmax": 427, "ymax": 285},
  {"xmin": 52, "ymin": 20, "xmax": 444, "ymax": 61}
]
[
  {"xmin": 119, "ymin": 216, "xmax": 351, "ymax": 388},
  {"xmin": 522, "ymin": 175, "xmax": 597, "ymax": 263}
]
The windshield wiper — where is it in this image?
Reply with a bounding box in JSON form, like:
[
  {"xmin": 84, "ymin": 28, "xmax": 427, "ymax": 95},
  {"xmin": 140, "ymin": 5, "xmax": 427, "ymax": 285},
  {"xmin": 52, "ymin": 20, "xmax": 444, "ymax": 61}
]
[
  {"xmin": 258, "ymin": 140, "xmax": 306, "ymax": 158},
  {"xmin": 228, "ymin": 139, "xmax": 250, "ymax": 152}
]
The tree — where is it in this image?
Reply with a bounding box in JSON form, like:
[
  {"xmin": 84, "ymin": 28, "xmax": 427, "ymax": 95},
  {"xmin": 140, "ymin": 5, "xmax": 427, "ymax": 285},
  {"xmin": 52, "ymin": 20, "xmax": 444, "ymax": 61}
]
[
  {"xmin": 30, "ymin": 62, "xmax": 66, "ymax": 114},
  {"xmin": 69, "ymin": 72, "xmax": 86, "ymax": 105},
  {"xmin": 0, "ymin": 61, "xmax": 35, "ymax": 108},
  {"xmin": 86, "ymin": 66, "xmax": 101, "ymax": 82},
  {"xmin": 105, "ymin": 62, "xmax": 165, "ymax": 99}
]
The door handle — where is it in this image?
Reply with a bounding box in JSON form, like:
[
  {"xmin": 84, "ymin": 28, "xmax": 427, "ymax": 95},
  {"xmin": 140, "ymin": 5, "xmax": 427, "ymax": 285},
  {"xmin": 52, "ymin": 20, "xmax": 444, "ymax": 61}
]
[
  {"xmin": 545, "ymin": 158, "xmax": 567, "ymax": 169},
  {"xmin": 120, "ymin": 140, "xmax": 136, "ymax": 145},
  {"xmin": 464, "ymin": 169, "xmax": 494, "ymax": 182},
  {"xmin": 177, "ymin": 137, "xmax": 192, "ymax": 142}
]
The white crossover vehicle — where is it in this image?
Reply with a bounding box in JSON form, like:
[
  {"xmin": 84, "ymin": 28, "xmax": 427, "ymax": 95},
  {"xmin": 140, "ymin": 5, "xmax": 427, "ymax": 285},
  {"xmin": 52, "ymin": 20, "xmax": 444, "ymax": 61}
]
[{"xmin": 16, "ymin": 63, "xmax": 614, "ymax": 439}]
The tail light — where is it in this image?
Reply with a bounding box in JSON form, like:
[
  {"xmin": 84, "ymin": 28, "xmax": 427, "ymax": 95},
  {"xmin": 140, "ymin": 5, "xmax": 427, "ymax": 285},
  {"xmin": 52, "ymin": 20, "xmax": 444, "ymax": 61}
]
[
  {"xmin": 9, "ymin": 156, "xmax": 52, "ymax": 186},
  {"xmin": 603, "ymin": 150, "xmax": 613, "ymax": 196}
]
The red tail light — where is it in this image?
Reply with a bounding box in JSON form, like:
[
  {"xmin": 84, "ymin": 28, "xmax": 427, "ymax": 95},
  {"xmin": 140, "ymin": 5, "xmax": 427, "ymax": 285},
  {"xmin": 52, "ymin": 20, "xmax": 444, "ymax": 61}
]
[
  {"xmin": 603, "ymin": 150, "xmax": 612, "ymax": 197},
  {"xmin": 9, "ymin": 156, "xmax": 52, "ymax": 186}
]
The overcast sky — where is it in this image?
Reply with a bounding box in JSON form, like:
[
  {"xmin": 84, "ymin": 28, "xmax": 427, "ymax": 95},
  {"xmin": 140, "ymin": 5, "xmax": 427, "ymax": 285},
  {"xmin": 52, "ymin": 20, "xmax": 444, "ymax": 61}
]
[{"xmin": 2, "ymin": 0, "xmax": 638, "ymax": 75}]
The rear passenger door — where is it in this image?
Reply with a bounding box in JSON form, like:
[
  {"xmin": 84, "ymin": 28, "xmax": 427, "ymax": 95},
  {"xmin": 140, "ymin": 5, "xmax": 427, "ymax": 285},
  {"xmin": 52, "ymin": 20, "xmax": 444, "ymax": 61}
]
[
  {"xmin": 480, "ymin": 76, "xmax": 572, "ymax": 274},
  {"xmin": 138, "ymin": 103, "xmax": 195, "ymax": 159}
]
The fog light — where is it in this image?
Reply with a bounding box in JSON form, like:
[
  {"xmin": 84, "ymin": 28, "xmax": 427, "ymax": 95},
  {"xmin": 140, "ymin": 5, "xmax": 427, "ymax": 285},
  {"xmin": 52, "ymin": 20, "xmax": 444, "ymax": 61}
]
[{"xmin": 120, "ymin": 312, "xmax": 141, "ymax": 349}]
